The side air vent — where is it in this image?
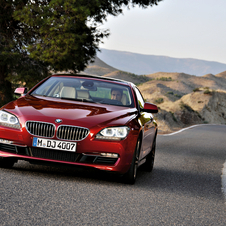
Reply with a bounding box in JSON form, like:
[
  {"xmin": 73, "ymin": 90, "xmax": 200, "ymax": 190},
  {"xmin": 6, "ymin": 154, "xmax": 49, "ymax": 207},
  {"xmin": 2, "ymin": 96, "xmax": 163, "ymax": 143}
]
[{"xmin": 0, "ymin": 143, "xmax": 17, "ymax": 153}]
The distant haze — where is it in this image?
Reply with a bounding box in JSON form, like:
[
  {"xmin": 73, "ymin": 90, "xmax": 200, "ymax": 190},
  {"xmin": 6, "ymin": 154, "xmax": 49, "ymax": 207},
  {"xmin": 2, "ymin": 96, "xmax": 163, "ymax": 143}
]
[
  {"xmin": 99, "ymin": 0, "xmax": 226, "ymax": 65},
  {"xmin": 97, "ymin": 48, "xmax": 226, "ymax": 77}
]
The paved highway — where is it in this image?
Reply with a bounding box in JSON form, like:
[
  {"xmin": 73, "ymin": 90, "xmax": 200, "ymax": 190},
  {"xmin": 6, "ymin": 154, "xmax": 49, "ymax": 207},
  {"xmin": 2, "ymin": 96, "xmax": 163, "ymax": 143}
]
[{"xmin": 0, "ymin": 124, "xmax": 226, "ymax": 225}]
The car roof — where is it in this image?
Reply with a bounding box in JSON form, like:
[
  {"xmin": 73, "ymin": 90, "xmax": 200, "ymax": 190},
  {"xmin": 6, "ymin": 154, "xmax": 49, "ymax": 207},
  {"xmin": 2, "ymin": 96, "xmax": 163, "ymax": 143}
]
[{"xmin": 51, "ymin": 73, "xmax": 135, "ymax": 87}]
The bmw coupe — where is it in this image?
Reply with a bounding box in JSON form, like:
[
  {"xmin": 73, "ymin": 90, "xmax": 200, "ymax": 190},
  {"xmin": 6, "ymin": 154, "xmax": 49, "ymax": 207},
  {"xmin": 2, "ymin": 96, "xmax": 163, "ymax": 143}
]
[{"xmin": 0, "ymin": 74, "xmax": 158, "ymax": 184}]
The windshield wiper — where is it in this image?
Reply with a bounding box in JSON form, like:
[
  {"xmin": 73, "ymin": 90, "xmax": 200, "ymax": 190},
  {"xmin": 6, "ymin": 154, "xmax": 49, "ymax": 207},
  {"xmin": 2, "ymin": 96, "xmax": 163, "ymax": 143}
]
[
  {"xmin": 60, "ymin": 97, "xmax": 96, "ymax": 103},
  {"xmin": 77, "ymin": 99, "xmax": 96, "ymax": 103}
]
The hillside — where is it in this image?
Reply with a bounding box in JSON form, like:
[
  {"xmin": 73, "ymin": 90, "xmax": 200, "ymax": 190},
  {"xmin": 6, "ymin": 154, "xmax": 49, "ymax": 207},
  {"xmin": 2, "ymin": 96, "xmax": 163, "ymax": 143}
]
[
  {"xmin": 83, "ymin": 57, "xmax": 117, "ymax": 76},
  {"xmin": 138, "ymin": 71, "xmax": 226, "ymax": 133},
  {"xmin": 139, "ymin": 71, "xmax": 226, "ymax": 104},
  {"xmin": 97, "ymin": 48, "xmax": 226, "ymax": 77},
  {"xmin": 154, "ymin": 89, "xmax": 226, "ymax": 133},
  {"xmin": 84, "ymin": 56, "xmax": 151, "ymax": 85},
  {"xmin": 84, "ymin": 57, "xmax": 226, "ymax": 134}
]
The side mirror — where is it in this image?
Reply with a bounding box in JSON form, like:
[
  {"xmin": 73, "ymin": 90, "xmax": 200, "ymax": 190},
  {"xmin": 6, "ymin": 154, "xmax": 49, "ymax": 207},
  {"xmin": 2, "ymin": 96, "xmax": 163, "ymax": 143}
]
[
  {"xmin": 142, "ymin": 102, "xmax": 158, "ymax": 113},
  {"xmin": 14, "ymin": 87, "xmax": 27, "ymax": 97}
]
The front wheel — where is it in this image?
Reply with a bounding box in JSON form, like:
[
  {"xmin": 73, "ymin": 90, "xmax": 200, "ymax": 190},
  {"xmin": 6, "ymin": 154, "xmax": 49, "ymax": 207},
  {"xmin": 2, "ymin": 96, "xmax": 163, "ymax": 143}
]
[
  {"xmin": 141, "ymin": 138, "xmax": 156, "ymax": 172},
  {"xmin": 123, "ymin": 138, "xmax": 141, "ymax": 184}
]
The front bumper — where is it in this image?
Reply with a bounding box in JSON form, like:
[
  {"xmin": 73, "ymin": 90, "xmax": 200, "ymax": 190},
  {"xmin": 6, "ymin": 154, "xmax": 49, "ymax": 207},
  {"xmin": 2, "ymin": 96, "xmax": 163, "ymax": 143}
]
[{"xmin": 0, "ymin": 129, "xmax": 138, "ymax": 174}]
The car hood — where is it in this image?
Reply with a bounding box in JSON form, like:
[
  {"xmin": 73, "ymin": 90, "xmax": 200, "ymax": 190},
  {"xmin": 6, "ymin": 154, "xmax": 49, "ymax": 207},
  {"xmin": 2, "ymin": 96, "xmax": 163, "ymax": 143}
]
[{"xmin": 4, "ymin": 95, "xmax": 137, "ymax": 128}]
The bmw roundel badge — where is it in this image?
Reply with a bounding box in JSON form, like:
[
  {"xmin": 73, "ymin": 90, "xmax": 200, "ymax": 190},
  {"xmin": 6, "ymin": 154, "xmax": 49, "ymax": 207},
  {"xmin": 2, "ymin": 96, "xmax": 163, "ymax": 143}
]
[{"xmin": 55, "ymin": 119, "xmax": 62, "ymax": 123}]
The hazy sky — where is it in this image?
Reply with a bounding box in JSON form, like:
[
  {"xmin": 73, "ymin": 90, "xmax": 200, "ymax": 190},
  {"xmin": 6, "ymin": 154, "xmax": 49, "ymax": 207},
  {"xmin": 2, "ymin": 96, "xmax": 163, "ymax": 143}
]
[{"xmin": 99, "ymin": 0, "xmax": 226, "ymax": 64}]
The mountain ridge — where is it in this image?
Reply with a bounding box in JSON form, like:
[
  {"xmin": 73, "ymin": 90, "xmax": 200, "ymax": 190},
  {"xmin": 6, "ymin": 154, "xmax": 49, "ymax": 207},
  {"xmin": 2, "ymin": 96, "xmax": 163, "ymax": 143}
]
[
  {"xmin": 96, "ymin": 48, "xmax": 226, "ymax": 77},
  {"xmin": 84, "ymin": 57, "xmax": 226, "ymax": 133}
]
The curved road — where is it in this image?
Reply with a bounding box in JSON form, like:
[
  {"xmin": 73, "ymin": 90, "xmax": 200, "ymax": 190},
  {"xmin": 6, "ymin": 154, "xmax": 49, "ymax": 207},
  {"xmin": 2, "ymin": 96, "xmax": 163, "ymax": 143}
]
[{"xmin": 0, "ymin": 125, "xmax": 226, "ymax": 225}]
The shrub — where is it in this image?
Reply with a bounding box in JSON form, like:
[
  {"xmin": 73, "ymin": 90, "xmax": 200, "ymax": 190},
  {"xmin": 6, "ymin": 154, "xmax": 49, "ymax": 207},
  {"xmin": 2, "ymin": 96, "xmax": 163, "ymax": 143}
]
[
  {"xmin": 193, "ymin": 88, "xmax": 200, "ymax": 92},
  {"xmin": 174, "ymin": 93, "xmax": 182, "ymax": 98},
  {"xmin": 204, "ymin": 89, "xmax": 212, "ymax": 95},
  {"xmin": 169, "ymin": 111, "xmax": 177, "ymax": 122},
  {"xmin": 156, "ymin": 77, "xmax": 172, "ymax": 81},
  {"xmin": 127, "ymin": 73, "xmax": 150, "ymax": 85},
  {"xmin": 179, "ymin": 101, "xmax": 193, "ymax": 112},
  {"xmin": 195, "ymin": 111, "xmax": 202, "ymax": 119},
  {"xmin": 155, "ymin": 98, "xmax": 164, "ymax": 104}
]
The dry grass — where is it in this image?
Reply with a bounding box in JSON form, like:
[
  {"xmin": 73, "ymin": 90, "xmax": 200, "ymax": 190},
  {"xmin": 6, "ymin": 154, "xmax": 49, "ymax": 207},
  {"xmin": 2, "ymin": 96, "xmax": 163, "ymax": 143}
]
[{"xmin": 84, "ymin": 58, "xmax": 226, "ymax": 133}]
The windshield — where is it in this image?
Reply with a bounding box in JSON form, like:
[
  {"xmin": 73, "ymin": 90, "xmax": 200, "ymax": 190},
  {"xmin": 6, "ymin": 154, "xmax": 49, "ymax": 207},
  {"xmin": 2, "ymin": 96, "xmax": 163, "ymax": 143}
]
[{"xmin": 31, "ymin": 76, "xmax": 134, "ymax": 107}]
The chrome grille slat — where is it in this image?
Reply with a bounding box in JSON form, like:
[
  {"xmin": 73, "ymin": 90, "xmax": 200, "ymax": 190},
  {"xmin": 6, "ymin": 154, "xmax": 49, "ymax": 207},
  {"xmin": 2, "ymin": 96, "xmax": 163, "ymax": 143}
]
[
  {"xmin": 26, "ymin": 121, "xmax": 55, "ymax": 138},
  {"xmin": 81, "ymin": 130, "xmax": 85, "ymax": 139},
  {"xmin": 57, "ymin": 125, "xmax": 89, "ymax": 141},
  {"xmin": 68, "ymin": 127, "xmax": 73, "ymax": 140},
  {"xmin": 26, "ymin": 122, "xmax": 89, "ymax": 141},
  {"xmin": 48, "ymin": 124, "xmax": 51, "ymax": 137},
  {"xmin": 78, "ymin": 130, "xmax": 82, "ymax": 140},
  {"xmin": 72, "ymin": 128, "xmax": 76, "ymax": 140},
  {"xmin": 46, "ymin": 124, "xmax": 49, "ymax": 137},
  {"xmin": 74, "ymin": 129, "xmax": 78, "ymax": 140},
  {"xmin": 44, "ymin": 124, "xmax": 47, "ymax": 137},
  {"xmin": 35, "ymin": 123, "xmax": 38, "ymax": 135}
]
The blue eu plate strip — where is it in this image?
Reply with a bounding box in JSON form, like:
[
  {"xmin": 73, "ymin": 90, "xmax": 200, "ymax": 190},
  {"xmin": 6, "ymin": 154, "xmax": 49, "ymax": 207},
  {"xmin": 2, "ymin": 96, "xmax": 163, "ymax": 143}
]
[{"xmin": 33, "ymin": 137, "xmax": 38, "ymax": 147}]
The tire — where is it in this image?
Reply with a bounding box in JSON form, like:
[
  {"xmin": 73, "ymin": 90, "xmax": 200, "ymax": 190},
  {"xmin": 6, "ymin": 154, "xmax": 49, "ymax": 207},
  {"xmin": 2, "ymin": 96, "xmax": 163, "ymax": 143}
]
[
  {"xmin": 141, "ymin": 137, "xmax": 156, "ymax": 172},
  {"xmin": 123, "ymin": 138, "xmax": 141, "ymax": 184},
  {"xmin": 0, "ymin": 158, "xmax": 16, "ymax": 169}
]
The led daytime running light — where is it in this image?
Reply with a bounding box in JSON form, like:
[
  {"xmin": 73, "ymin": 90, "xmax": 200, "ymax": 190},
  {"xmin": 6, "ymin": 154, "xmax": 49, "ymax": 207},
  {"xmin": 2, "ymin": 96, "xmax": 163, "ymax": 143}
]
[
  {"xmin": 0, "ymin": 110, "xmax": 20, "ymax": 129},
  {"xmin": 96, "ymin": 126, "xmax": 130, "ymax": 140}
]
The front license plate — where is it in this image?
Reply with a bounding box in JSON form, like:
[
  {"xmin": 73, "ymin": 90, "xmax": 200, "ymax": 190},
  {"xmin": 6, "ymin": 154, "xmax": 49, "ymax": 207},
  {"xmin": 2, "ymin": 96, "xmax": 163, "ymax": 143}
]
[{"xmin": 32, "ymin": 137, "xmax": 76, "ymax": 152}]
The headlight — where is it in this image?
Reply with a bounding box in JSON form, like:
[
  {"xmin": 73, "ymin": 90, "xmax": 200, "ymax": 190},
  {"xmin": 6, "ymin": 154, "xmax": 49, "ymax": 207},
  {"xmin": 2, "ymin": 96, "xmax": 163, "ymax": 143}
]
[
  {"xmin": 0, "ymin": 110, "xmax": 20, "ymax": 129},
  {"xmin": 96, "ymin": 126, "xmax": 130, "ymax": 140}
]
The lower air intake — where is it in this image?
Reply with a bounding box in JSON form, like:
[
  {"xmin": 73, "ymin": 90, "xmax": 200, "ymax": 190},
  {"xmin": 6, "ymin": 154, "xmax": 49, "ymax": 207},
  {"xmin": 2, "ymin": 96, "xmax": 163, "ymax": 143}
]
[{"xmin": 30, "ymin": 147, "xmax": 79, "ymax": 162}]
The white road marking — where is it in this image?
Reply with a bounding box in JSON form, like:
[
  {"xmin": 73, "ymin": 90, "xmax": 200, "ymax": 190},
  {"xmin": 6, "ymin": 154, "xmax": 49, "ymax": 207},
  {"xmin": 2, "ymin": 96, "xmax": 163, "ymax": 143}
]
[
  {"xmin": 159, "ymin": 124, "xmax": 226, "ymax": 204},
  {"xmin": 160, "ymin": 124, "xmax": 217, "ymax": 136},
  {"xmin": 222, "ymin": 162, "xmax": 226, "ymax": 204}
]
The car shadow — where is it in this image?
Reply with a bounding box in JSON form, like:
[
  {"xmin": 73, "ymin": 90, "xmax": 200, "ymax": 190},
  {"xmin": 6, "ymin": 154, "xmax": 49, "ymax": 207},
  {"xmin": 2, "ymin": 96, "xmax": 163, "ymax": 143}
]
[
  {"xmin": 11, "ymin": 160, "xmax": 124, "ymax": 184},
  {"xmin": 5, "ymin": 159, "xmax": 224, "ymax": 202},
  {"xmin": 136, "ymin": 166, "xmax": 223, "ymax": 202}
]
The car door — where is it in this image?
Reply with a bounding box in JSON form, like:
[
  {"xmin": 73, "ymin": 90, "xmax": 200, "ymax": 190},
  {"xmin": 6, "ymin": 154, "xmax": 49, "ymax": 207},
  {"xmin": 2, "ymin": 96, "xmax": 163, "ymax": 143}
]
[{"xmin": 134, "ymin": 87, "xmax": 156, "ymax": 159}]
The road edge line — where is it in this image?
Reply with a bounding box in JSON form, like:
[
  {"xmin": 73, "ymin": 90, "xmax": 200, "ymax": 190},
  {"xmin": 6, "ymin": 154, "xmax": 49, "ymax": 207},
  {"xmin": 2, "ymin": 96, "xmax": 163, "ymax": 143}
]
[
  {"xmin": 160, "ymin": 125, "xmax": 200, "ymax": 136},
  {"xmin": 160, "ymin": 124, "xmax": 218, "ymax": 136},
  {"xmin": 222, "ymin": 161, "xmax": 226, "ymax": 204}
]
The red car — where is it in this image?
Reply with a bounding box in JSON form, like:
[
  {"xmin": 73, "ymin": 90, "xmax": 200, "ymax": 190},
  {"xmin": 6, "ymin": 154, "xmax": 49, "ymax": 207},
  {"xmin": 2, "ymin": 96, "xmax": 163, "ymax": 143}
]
[{"xmin": 0, "ymin": 74, "xmax": 158, "ymax": 184}]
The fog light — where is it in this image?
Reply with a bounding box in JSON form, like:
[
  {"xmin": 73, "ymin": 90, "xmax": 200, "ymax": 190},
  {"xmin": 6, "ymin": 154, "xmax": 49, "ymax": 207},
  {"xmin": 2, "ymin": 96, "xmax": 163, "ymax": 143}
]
[
  {"xmin": 101, "ymin": 153, "xmax": 119, "ymax": 158},
  {"xmin": 0, "ymin": 139, "xmax": 13, "ymax": 144}
]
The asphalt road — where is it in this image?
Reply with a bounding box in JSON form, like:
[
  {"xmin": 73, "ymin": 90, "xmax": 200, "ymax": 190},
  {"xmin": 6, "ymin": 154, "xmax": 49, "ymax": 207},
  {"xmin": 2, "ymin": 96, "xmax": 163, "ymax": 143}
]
[{"xmin": 1, "ymin": 124, "xmax": 226, "ymax": 225}]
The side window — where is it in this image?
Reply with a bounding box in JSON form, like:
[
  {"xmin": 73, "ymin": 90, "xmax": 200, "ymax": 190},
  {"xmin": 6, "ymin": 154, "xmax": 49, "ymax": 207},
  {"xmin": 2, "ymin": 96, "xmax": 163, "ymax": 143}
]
[{"xmin": 134, "ymin": 87, "xmax": 145, "ymax": 109}]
